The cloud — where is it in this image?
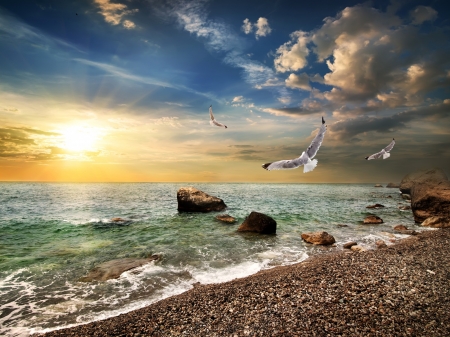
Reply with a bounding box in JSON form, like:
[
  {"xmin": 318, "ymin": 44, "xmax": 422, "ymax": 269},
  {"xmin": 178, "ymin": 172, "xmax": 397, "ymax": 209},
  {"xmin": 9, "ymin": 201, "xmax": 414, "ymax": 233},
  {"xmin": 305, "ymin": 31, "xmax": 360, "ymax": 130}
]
[
  {"xmin": 164, "ymin": 0, "xmax": 288, "ymax": 102},
  {"xmin": 93, "ymin": 0, "xmax": 138, "ymax": 29},
  {"xmin": 232, "ymin": 96, "xmax": 244, "ymax": 103},
  {"xmin": 241, "ymin": 17, "xmax": 271, "ymax": 39},
  {"xmin": 329, "ymin": 100, "xmax": 450, "ymax": 140},
  {"xmin": 410, "ymin": 6, "xmax": 438, "ymax": 25},
  {"xmin": 285, "ymin": 73, "xmax": 311, "ymax": 91},
  {"xmin": 274, "ymin": 31, "xmax": 309, "ymax": 73},
  {"xmin": 242, "ymin": 18, "xmax": 252, "ymax": 34},
  {"xmin": 263, "ymin": 99, "xmax": 324, "ymax": 117}
]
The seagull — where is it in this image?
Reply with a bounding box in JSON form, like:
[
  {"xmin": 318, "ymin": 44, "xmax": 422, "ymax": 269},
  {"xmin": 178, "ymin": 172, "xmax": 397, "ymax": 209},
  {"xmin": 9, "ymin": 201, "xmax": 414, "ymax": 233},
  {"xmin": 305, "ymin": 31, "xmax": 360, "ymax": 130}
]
[
  {"xmin": 209, "ymin": 105, "xmax": 227, "ymax": 128},
  {"xmin": 262, "ymin": 117, "xmax": 327, "ymax": 173},
  {"xmin": 365, "ymin": 138, "xmax": 395, "ymax": 160}
]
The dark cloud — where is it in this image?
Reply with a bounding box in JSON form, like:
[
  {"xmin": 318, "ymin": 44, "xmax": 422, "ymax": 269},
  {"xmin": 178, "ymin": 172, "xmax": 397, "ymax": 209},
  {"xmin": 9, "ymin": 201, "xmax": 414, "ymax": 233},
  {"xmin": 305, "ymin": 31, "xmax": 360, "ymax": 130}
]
[
  {"xmin": 329, "ymin": 101, "xmax": 450, "ymax": 140},
  {"xmin": 0, "ymin": 128, "xmax": 35, "ymax": 146}
]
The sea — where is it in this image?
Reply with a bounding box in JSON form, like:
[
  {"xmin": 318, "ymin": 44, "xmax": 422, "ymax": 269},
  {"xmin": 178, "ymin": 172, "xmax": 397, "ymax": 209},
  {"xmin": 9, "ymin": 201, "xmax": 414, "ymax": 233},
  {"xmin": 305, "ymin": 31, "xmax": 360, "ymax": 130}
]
[{"xmin": 0, "ymin": 183, "xmax": 418, "ymax": 336}]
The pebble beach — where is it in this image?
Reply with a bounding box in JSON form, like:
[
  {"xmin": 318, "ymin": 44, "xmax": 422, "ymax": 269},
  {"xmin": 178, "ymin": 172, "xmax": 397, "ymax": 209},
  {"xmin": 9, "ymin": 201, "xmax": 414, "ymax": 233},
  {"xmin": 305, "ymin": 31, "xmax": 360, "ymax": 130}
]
[{"xmin": 36, "ymin": 228, "xmax": 450, "ymax": 337}]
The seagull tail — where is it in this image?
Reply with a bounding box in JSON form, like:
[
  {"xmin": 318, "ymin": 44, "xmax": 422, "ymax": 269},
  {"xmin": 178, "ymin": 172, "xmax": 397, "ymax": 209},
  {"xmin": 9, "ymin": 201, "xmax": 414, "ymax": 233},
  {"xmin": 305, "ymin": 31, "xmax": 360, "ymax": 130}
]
[
  {"xmin": 382, "ymin": 152, "xmax": 390, "ymax": 159},
  {"xmin": 303, "ymin": 159, "xmax": 318, "ymax": 173}
]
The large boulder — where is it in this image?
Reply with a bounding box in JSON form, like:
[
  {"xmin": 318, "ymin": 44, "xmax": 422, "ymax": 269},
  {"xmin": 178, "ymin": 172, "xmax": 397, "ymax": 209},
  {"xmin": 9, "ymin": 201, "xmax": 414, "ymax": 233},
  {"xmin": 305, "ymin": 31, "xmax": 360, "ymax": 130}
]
[
  {"xmin": 410, "ymin": 179, "xmax": 450, "ymax": 223},
  {"xmin": 237, "ymin": 212, "xmax": 276, "ymax": 234},
  {"xmin": 177, "ymin": 187, "xmax": 227, "ymax": 212},
  {"xmin": 79, "ymin": 255, "xmax": 159, "ymax": 282},
  {"xmin": 301, "ymin": 231, "xmax": 335, "ymax": 245},
  {"xmin": 399, "ymin": 168, "xmax": 448, "ymax": 194}
]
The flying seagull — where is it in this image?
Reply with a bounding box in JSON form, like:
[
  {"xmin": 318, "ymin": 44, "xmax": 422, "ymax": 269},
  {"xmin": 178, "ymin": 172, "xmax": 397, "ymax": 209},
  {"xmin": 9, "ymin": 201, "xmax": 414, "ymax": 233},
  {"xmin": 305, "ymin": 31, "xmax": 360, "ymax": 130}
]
[
  {"xmin": 365, "ymin": 138, "xmax": 395, "ymax": 160},
  {"xmin": 262, "ymin": 117, "xmax": 327, "ymax": 173},
  {"xmin": 209, "ymin": 105, "xmax": 227, "ymax": 129}
]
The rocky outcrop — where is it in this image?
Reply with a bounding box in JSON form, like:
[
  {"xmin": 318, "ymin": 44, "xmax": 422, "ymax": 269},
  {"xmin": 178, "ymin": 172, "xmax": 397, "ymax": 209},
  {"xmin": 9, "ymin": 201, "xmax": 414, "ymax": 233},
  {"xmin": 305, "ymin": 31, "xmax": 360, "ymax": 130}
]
[
  {"xmin": 366, "ymin": 204, "xmax": 385, "ymax": 209},
  {"xmin": 421, "ymin": 216, "xmax": 450, "ymax": 228},
  {"xmin": 177, "ymin": 187, "xmax": 227, "ymax": 212},
  {"xmin": 301, "ymin": 231, "xmax": 335, "ymax": 245},
  {"xmin": 410, "ymin": 179, "xmax": 450, "ymax": 223},
  {"xmin": 386, "ymin": 183, "xmax": 400, "ymax": 188},
  {"xmin": 363, "ymin": 215, "xmax": 383, "ymax": 224},
  {"xmin": 79, "ymin": 255, "xmax": 159, "ymax": 282},
  {"xmin": 237, "ymin": 212, "xmax": 276, "ymax": 234},
  {"xmin": 215, "ymin": 214, "xmax": 237, "ymax": 224},
  {"xmin": 399, "ymin": 168, "xmax": 448, "ymax": 194}
]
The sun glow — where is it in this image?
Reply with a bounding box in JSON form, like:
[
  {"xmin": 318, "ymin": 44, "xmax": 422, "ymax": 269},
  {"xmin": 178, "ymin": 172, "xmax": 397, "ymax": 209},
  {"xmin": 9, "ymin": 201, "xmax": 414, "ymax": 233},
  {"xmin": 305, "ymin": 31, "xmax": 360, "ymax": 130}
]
[{"xmin": 60, "ymin": 126, "xmax": 101, "ymax": 152}]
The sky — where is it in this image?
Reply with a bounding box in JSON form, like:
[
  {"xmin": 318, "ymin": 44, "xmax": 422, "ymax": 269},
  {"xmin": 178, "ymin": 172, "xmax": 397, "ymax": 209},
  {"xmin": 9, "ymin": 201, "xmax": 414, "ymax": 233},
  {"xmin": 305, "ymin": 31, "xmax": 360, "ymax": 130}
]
[{"xmin": 0, "ymin": 0, "xmax": 449, "ymax": 183}]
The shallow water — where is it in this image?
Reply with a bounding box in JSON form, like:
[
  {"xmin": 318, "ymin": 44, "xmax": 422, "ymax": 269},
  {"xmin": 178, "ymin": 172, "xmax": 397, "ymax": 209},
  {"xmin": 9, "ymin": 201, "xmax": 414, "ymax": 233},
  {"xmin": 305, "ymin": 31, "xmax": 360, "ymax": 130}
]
[{"xmin": 0, "ymin": 183, "xmax": 416, "ymax": 336}]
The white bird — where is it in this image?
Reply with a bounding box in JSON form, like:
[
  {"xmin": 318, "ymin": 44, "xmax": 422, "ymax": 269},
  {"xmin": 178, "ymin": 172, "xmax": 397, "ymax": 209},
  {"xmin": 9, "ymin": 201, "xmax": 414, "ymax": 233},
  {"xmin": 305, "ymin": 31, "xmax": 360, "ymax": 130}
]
[
  {"xmin": 262, "ymin": 117, "xmax": 327, "ymax": 173},
  {"xmin": 209, "ymin": 105, "xmax": 227, "ymax": 128},
  {"xmin": 365, "ymin": 138, "xmax": 395, "ymax": 160}
]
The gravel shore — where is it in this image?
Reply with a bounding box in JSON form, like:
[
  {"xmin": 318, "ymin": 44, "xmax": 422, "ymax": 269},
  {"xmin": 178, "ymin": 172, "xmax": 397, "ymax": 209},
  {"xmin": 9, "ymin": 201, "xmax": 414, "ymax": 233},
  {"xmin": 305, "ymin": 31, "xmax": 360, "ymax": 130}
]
[{"xmin": 37, "ymin": 228, "xmax": 450, "ymax": 337}]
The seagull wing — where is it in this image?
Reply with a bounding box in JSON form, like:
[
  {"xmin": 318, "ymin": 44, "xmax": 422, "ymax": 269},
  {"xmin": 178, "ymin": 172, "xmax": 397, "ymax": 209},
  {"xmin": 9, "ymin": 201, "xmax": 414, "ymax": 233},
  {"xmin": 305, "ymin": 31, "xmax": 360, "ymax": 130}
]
[
  {"xmin": 209, "ymin": 105, "xmax": 227, "ymax": 128},
  {"xmin": 384, "ymin": 138, "xmax": 395, "ymax": 153},
  {"xmin": 262, "ymin": 154, "xmax": 308, "ymax": 171},
  {"xmin": 365, "ymin": 150, "xmax": 385, "ymax": 160},
  {"xmin": 306, "ymin": 117, "xmax": 327, "ymax": 159}
]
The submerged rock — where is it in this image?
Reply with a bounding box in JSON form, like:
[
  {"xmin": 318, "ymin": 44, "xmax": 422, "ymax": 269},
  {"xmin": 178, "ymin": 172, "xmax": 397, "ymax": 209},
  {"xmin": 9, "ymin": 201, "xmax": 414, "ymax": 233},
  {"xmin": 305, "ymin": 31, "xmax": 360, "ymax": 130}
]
[
  {"xmin": 374, "ymin": 184, "xmax": 383, "ymax": 187},
  {"xmin": 301, "ymin": 231, "xmax": 335, "ymax": 245},
  {"xmin": 398, "ymin": 205, "xmax": 411, "ymax": 210},
  {"xmin": 366, "ymin": 203, "xmax": 385, "ymax": 209},
  {"xmin": 79, "ymin": 255, "xmax": 159, "ymax": 282},
  {"xmin": 363, "ymin": 215, "xmax": 383, "ymax": 224},
  {"xmin": 399, "ymin": 168, "xmax": 448, "ymax": 194},
  {"xmin": 215, "ymin": 214, "xmax": 236, "ymax": 224},
  {"xmin": 402, "ymin": 194, "xmax": 411, "ymax": 200},
  {"xmin": 237, "ymin": 212, "xmax": 276, "ymax": 234},
  {"xmin": 393, "ymin": 225, "xmax": 408, "ymax": 231},
  {"xmin": 177, "ymin": 187, "xmax": 227, "ymax": 213}
]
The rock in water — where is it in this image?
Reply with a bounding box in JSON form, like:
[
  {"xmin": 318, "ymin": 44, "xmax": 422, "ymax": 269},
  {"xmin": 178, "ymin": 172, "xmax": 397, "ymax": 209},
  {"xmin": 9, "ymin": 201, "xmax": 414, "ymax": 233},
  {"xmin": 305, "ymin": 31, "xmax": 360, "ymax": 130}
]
[
  {"xmin": 366, "ymin": 203, "xmax": 385, "ymax": 209},
  {"xmin": 363, "ymin": 215, "xmax": 383, "ymax": 224},
  {"xmin": 374, "ymin": 184, "xmax": 383, "ymax": 187},
  {"xmin": 411, "ymin": 179, "xmax": 450, "ymax": 223},
  {"xmin": 79, "ymin": 255, "xmax": 159, "ymax": 282},
  {"xmin": 386, "ymin": 182, "xmax": 400, "ymax": 188},
  {"xmin": 301, "ymin": 231, "xmax": 336, "ymax": 245},
  {"xmin": 237, "ymin": 212, "xmax": 276, "ymax": 234},
  {"xmin": 399, "ymin": 168, "xmax": 448, "ymax": 194},
  {"xmin": 343, "ymin": 241, "xmax": 357, "ymax": 249},
  {"xmin": 215, "ymin": 214, "xmax": 237, "ymax": 224},
  {"xmin": 177, "ymin": 187, "xmax": 227, "ymax": 212}
]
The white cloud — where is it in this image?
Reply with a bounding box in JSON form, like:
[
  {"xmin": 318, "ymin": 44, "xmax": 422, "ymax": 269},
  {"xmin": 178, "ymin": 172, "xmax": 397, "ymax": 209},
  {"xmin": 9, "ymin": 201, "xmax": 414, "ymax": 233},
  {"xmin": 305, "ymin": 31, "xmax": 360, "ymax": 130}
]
[
  {"xmin": 93, "ymin": 0, "xmax": 138, "ymax": 28},
  {"xmin": 410, "ymin": 6, "xmax": 438, "ymax": 25},
  {"xmin": 122, "ymin": 20, "xmax": 136, "ymax": 29},
  {"xmin": 255, "ymin": 17, "xmax": 271, "ymax": 39},
  {"xmin": 285, "ymin": 73, "xmax": 311, "ymax": 91},
  {"xmin": 241, "ymin": 17, "xmax": 271, "ymax": 39},
  {"xmin": 274, "ymin": 31, "xmax": 309, "ymax": 73},
  {"xmin": 232, "ymin": 96, "xmax": 244, "ymax": 103},
  {"xmin": 242, "ymin": 18, "xmax": 252, "ymax": 34}
]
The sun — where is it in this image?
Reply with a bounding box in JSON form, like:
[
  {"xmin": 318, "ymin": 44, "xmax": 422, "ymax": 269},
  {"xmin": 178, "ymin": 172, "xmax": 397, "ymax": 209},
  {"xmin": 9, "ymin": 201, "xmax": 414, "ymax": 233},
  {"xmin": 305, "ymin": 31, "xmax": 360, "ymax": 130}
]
[{"xmin": 60, "ymin": 126, "xmax": 100, "ymax": 152}]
